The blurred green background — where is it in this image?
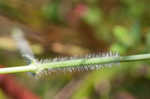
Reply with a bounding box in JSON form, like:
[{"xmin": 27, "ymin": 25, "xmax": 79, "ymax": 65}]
[{"xmin": 0, "ymin": 0, "xmax": 150, "ymax": 99}]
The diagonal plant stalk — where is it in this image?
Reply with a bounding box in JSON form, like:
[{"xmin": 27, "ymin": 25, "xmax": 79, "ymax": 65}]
[
  {"xmin": 1, "ymin": 28, "xmax": 150, "ymax": 76},
  {"xmin": 0, "ymin": 53, "xmax": 150, "ymax": 74}
]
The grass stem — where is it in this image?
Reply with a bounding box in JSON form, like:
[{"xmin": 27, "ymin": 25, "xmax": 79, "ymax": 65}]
[{"xmin": 0, "ymin": 53, "xmax": 150, "ymax": 74}]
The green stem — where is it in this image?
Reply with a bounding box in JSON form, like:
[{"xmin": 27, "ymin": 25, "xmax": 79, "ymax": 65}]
[
  {"xmin": 0, "ymin": 53, "xmax": 150, "ymax": 74},
  {"xmin": 0, "ymin": 65, "xmax": 36, "ymax": 74},
  {"xmin": 41, "ymin": 53, "xmax": 150, "ymax": 69}
]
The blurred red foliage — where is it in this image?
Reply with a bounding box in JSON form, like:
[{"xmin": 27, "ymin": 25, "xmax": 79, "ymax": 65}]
[{"xmin": 0, "ymin": 65, "xmax": 40, "ymax": 99}]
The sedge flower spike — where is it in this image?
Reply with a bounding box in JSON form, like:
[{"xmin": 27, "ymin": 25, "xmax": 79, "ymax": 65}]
[
  {"xmin": 0, "ymin": 27, "xmax": 150, "ymax": 79},
  {"xmin": 0, "ymin": 52, "xmax": 150, "ymax": 79}
]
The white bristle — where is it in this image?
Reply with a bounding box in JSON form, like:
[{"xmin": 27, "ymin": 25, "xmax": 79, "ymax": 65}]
[{"xmin": 35, "ymin": 52, "xmax": 120, "ymax": 79}]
